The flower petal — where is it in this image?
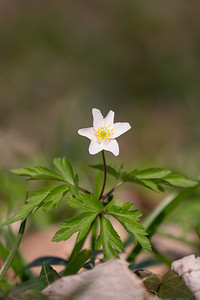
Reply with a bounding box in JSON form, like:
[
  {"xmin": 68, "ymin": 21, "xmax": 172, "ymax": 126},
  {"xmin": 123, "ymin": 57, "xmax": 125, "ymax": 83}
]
[
  {"xmin": 112, "ymin": 122, "xmax": 131, "ymax": 138},
  {"xmin": 104, "ymin": 110, "xmax": 115, "ymax": 126},
  {"xmin": 89, "ymin": 139, "xmax": 104, "ymax": 155},
  {"xmin": 92, "ymin": 108, "xmax": 104, "ymax": 128},
  {"xmin": 78, "ymin": 127, "xmax": 94, "ymax": 140},
  {"xmin": 103, "ymin": 139, "xmax": 119, "ymax": 156}
]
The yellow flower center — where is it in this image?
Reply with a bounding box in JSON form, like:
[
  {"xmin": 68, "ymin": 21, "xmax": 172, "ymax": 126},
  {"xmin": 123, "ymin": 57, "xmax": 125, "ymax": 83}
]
[{"xmin": 94, "ymin": 124, "xmax": 114, "ymax": 143}]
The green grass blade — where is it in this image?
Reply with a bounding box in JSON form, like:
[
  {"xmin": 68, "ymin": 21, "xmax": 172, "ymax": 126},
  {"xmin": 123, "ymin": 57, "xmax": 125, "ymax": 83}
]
[
  {"xmin": 0, "ymin": 218, "xmax": 27, "ymax": 281},
  {"xmin": 0, "ymin": 231, "xmax": 33, "ymax": 281}
]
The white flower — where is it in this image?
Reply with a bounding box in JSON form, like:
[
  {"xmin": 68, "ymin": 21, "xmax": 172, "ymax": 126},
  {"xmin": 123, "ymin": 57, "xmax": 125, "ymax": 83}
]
[{"xmin": 78, "ymin": 108, "xmax": 131, "ymax": 156}]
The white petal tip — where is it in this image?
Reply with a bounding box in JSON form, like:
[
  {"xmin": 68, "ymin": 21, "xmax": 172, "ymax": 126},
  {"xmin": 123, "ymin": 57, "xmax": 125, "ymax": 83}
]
[
  {"xmin": 92, "ymin": 108, "xmax": 100, "ymax": 113},
  {"xmin": 78, "ymin": 129, "xmax": 85, "ymax": 136},
  {"xmin": 88, "ymin": 151, "xmax": 96, "ymax": 155},
  {"xmin": 113, "ymin": 152, "xmax": 119, "ymax": 156}
]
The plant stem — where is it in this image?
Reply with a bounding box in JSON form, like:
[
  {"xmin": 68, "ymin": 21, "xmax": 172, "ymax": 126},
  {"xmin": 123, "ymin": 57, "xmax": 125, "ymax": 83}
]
[
  {"xmin": 69, "ymin": 236, "xmax": 87, "ymax": 262},
  {"xmin": 99, "ymin": 150, "xmax": 107, "ymax": 200},
  {"xmin": 77, "ymin": 185, "xmax": 91, "ymax": 194},
  {"xmin": 101, "ymin": 181, "xmax": 122, "ymax": 202},
  {"xmin": 69, "ymin": 218, "xmax": 97, "ymax": 262},
  {"xmin": 91, "ymin": 217, "xmax": 98, "ymax": 249},
  {"xmin": 0, "ymin": 218, "xmax": 27, "ymax": 281}
]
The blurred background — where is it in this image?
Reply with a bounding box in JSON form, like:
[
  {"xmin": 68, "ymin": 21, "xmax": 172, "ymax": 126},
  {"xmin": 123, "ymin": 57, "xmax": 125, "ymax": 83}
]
[{"xmin": 0, "ymin": 0, "xmax": 200, "ymax": 272}]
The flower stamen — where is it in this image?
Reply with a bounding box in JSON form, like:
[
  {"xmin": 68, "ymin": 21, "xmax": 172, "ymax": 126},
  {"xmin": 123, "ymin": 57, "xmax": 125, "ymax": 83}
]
[{"xmin": 94, "ymin": 124, "xmax": 114, "ymax": 143}]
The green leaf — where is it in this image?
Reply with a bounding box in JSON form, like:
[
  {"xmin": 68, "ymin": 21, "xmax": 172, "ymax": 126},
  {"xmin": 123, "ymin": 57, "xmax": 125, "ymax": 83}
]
[
  {"xmin": 163, "ymin": 174, "xmax": 198, "ymax": 188},
  {"xmin": 105, "ymin": 200, "xmax": 151, "ymax": 251},
  {"xmin": 12, "ymin": 167, "xmax": 38, "ymax": 177},
  {"xmin": 90, "ymin": 164, "xmax": 119, "ymax": 179},
  {"xmin": 106, "ymin": 199, "xmax": 135, "ymax": 212},
  {"xmin": 130, "ymin": 258, "xmax": 160, "ymax": 269},
  {"xmin": 157, "ymin": 270, "xmax": 194, "ymax": 299},
  {"xmin": 96, "ymin": 216, "xmax": 124, "ymax": 260},
  {"xmin": 39, "ymin": 262, "xmax": 60, "ymax": 290},
  {"xmin": 121, "ymin": 172, "xmax": 161, "ymax": 192},
  {"xmin": 42, "ymin": 184, "xmax": 69, "ymax": 211},
  {"xmin": 3, "ymin": 186, "xmax": 56, "ymax": 225},
  {"xmin": 52, "ymin": 212, "xmax": 98, "ymax": 243},
  {"xmin": 54, "ymin": 157, "xmax": 75, "ymax": 184},
  {"xmin": 67, "ymin": 193, "xmax": 103, "ymax": 213},
  {"xmin": 12, "ymin": 166, "xmax": 64, "ymax": 182},
  {"xmin": 63, "ymin": 249, "xmax": 92, "ymax": 276},
  {"xmin": 0, "ymin": 242, "xmax": 9, "ymax": 262},
  {"xmin": 69, "ymin": 173, "xmax": 79, "ymax": 196},
  {"xmin": 121, "ymin": 168, "xmax": 198, "ymax": 192},
  {"xmin": 3, "ymin": 185, "xmax": 68, "ymax": 225},
  {"xmin": 135, "ymin": 269, "xmax": 160, "ymax": 293},
  {"xmin": 132, "ymin": 168, "xmax": 171, "ymax": 179},
  {"xmin": 141, "ymin": 179, "xmax": 161, "ymax": 192},
  {"xmin": 25, "ymin": 256, "xmax": 68, "ymax": 269}
]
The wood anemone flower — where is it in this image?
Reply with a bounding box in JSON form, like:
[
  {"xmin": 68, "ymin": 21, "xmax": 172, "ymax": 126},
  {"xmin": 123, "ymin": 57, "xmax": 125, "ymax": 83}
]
[{"xmin": 78, "ymin": 108, "xmax": 131, "ymax": 156}]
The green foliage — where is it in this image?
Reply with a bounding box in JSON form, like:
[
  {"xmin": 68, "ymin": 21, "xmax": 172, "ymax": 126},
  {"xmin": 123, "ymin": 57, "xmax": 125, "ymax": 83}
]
[
  {"xmin": 25, "ymin": 256, "xmax": 68, "ymax": 269},
  {"xmin": 157, "ymin": 271, "xmax": 194, "ymax": 299},
  {"xmin": 62, "ymin": 249, "xmax": 92, "ymax": 276},
  {"xmin": 4, "ymin": 157, "xmax": 78, "ymax": 227},
  {"xmin": 69, "ymin": 238, "xmax": 86, "ymax": 262},
  {"xmin": 0, "ymin": 228, "xmax": 33, "ymax": 282},
  {"xmin": 121, "ymin": 168, "xmax": 197, "ymax": 192},
  {"xmin": 130, "ymin": 168, "xmax": 172, "ymax": 179},
  {"xmin": 53, "ymin": 157, "xmax": 75, "ymax": 184},
  {"xmin": 135, "ymin": 269, "xmax": 160, "ymax": 293},
  {"xmin": 39, "ymin": 262, "xmax": 60, "ymax": 290},
  {"xmin": 127, "ymin": 185, "xmax": 199, "ymax": 263},
  {"xmin": 12, "ymin": 157, "xmax": 76, "ymax": 186},
  {"xmin": 2, "ymin": 154, "xmax": 199, "ymax": 292},
  {"xmin": 42, "ymin": 185, "xmax": 69, "ymax": 212},
  {"xmin": 3, "ymin": 185, "xmax": 69, "ymax": 225},
  {"xmin": 96, "ymin": 216, "xmax": 124, "ymax": 260},
  {"xmin": 12, "ymin": 166, "xmax": 64, "ymax": 182},
  {"xmin": 105, "ymin": 200, "xmax": 151, "ymax": 251},
  {"xmin": 52, "ymin": 192, "xmax": 104, "ymax": 244},
  {"xmin": 135, "ymin": 269, "xmax": 194, "ymax": 299},
  {"xmin": 163, "ymin": 174, "xmax": 198, "ymax": 188},
  {"xmin": 52, "ymin": 212, "xmax": 98, "ymax": 243},
  {"xmin": 66, "ymin": 193, "xmax": 103, "ymax": 213}
]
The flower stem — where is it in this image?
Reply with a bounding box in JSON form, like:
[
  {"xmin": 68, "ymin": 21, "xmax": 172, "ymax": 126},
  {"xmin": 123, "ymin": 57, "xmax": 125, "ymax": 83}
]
[{"xmin": 99, "ymin": 150, "xmax": 107, "ymax": 200}]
